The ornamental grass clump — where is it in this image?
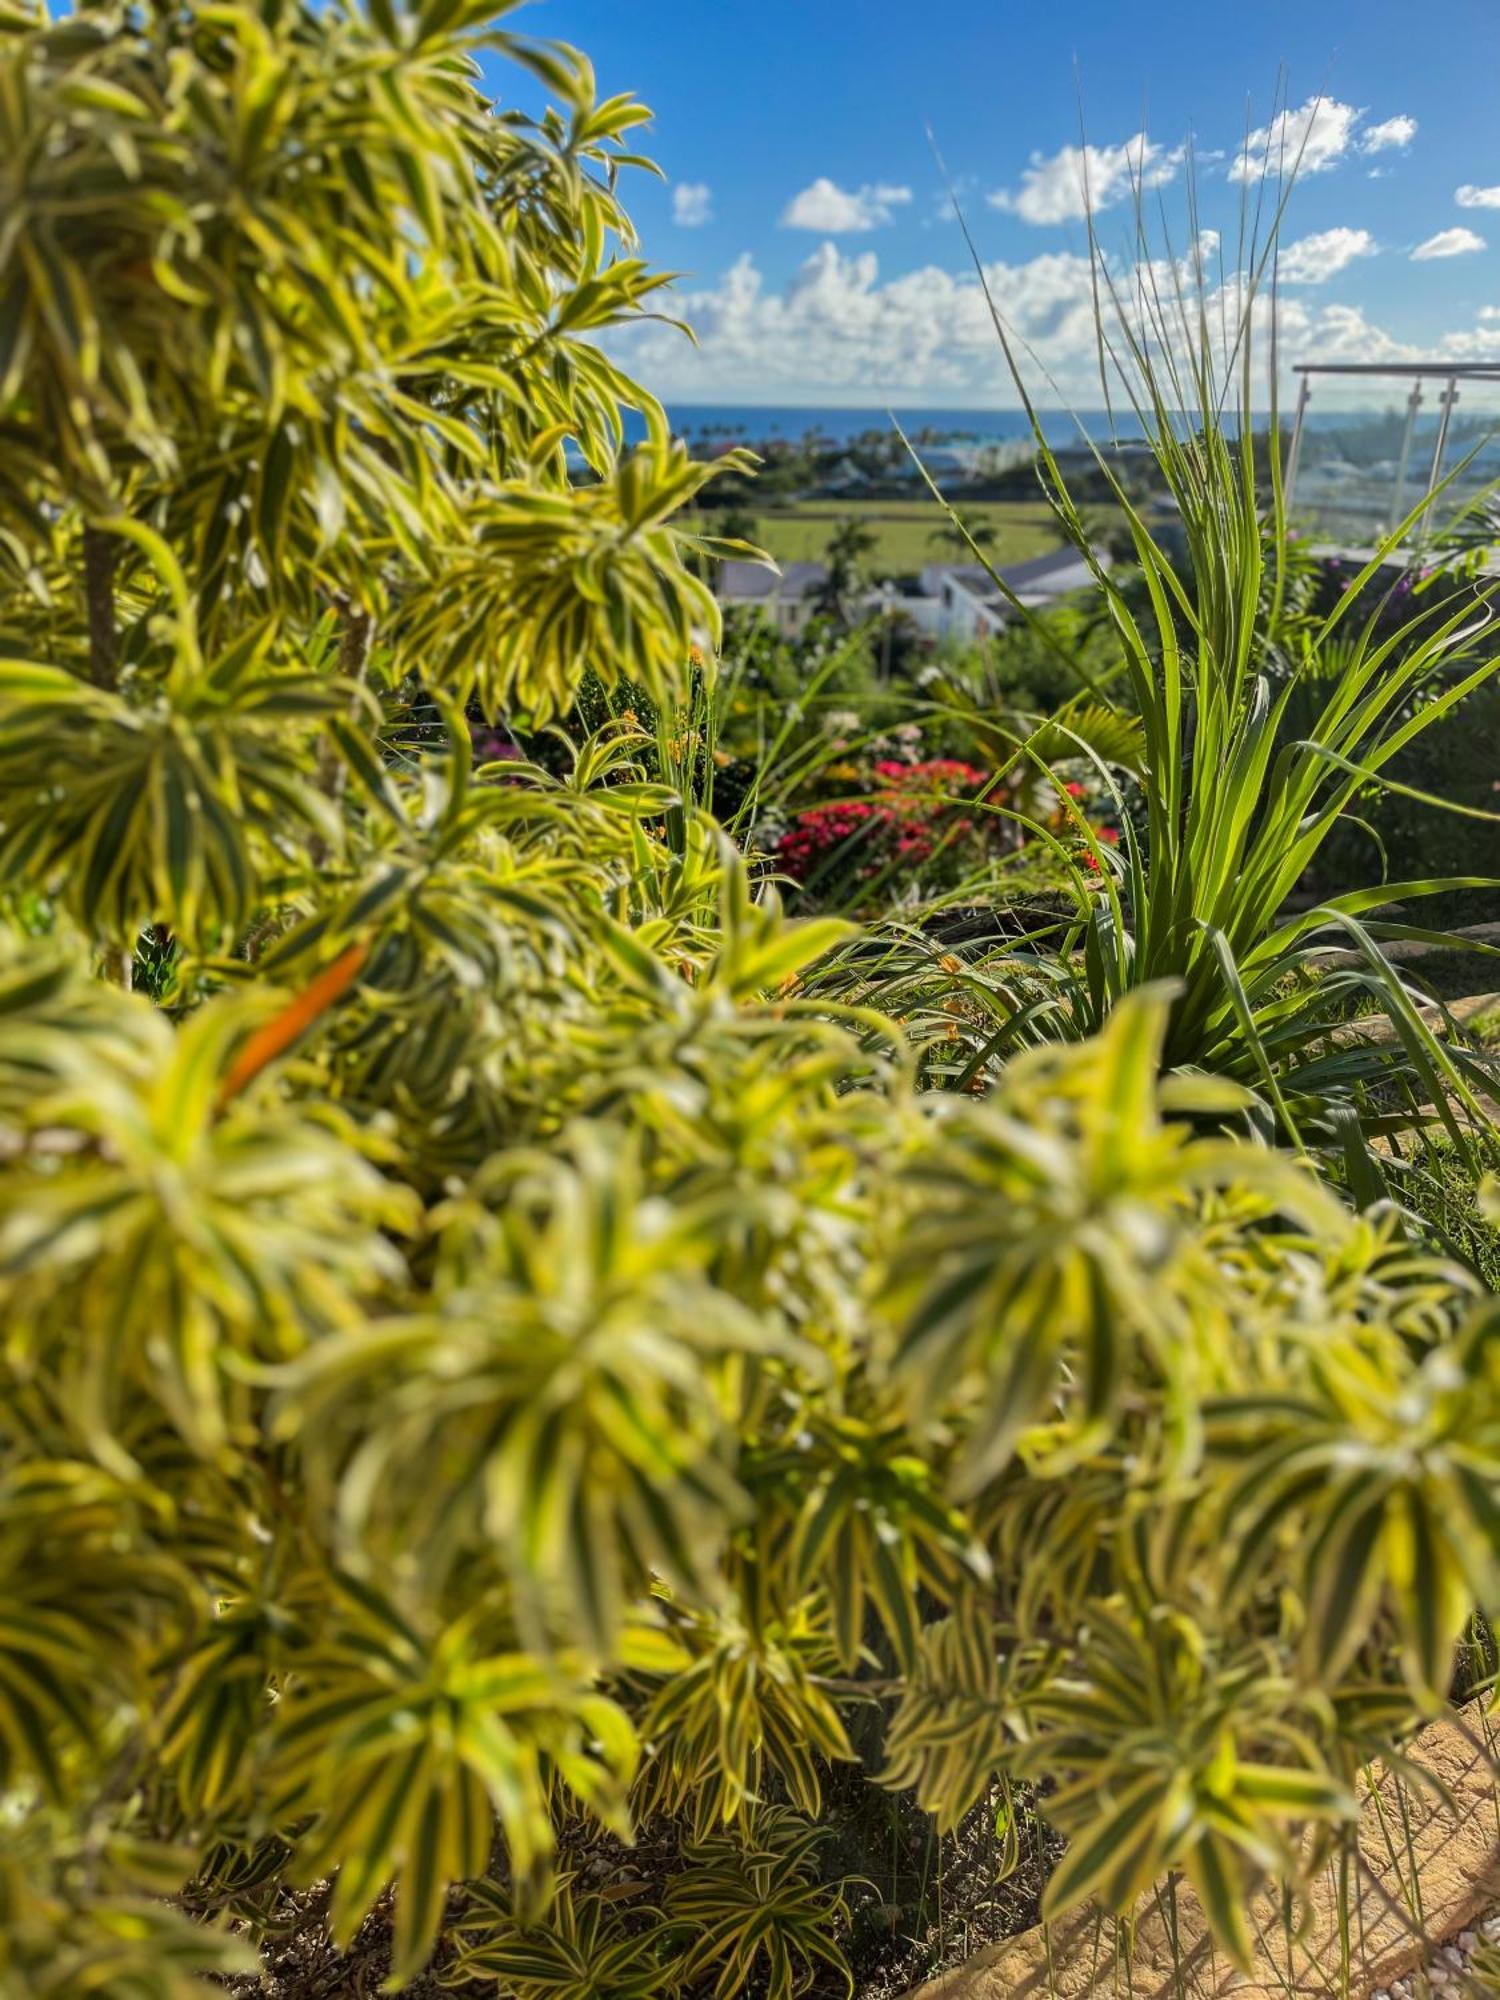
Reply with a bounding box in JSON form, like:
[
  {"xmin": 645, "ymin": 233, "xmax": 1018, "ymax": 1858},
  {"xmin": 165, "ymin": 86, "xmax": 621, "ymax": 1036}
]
[
  {"xmin": 822, "ymin": 150, "xmax": 1500, "ymax": 1190},
  {"xmin": 0, "ymin": 15, "xmax": 1498, "ymax": 1999}
]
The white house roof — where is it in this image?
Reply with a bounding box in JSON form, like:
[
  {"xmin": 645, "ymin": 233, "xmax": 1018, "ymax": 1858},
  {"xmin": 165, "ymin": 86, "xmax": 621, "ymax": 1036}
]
[
  {"xmin": 717, "ymin": 559, "xmax": 828, "ymax": 601},
  {"xmin": 964, "ymin": 546, "xmax": 1095, "ymax": 591},
  {"xmin": 717, "ymin": 545, "xmax": 1102, "ymax": 615},
  {"xmin": 924, "ymin": 546, "xmax": 1101, "ymax": 606}
]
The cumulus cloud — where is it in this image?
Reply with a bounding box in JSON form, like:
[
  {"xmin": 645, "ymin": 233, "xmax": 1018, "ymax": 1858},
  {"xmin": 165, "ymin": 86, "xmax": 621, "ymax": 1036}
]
[
  {"xmin": 1298, "ymin": 301, "xmax": 1416, "ymax": 364},
  {"xmin": 600, "ymin": 240, "xmax": 1419, "ymax": 405},
  {"xmin": 781, "ymin": 178, "xmax": 912, "ymax": 232},
  {"xmin": 1277, "ymin": 226, "xmax": 1376, "ymax": 284},
  {"xmin": 608, "ymin": 242, "xmax": 1098, "ymax": 401},
  {"xmin": 672, "ymin": 182, "xmax": 713, "ymax": 228},
  {"xmin": 1412, "ymin": 227, "xmax": 1486, "ymax": 260},
  {"xmin": 1419, "ymin": 307, "xmax": 1500, "ymax": 360},
  {"xmin": 989, "ymin": 132, "xmax": 1181, "ymax": 224},
  {"xmin": 1361, "ymin": 115, "xmax": 1417, "ymax": 154},
  {"xmin": 1457, "ymin": 185, "xmax": 1500, "ymax": 209},
  {"xmin": 1230, "ymin": 97, "xmax": 1362, "ymax": 181}
]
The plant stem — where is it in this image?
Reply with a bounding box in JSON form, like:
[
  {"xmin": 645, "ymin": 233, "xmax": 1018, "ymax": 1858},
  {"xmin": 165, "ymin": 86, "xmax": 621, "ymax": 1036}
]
[
  {"xmin": 83, "ymin": 524, "xmax": 118, "ymax": 689},
  {"xmin": 322, "ymin": 604, "xmax": 374, "ymax": 798},
  {"xmin": 337, "ymin": 604, "xmax": 374, "ymax": 684},
  {"xmin": 311, "ymin": 605, "xmax": 374, "ymax": 867}
]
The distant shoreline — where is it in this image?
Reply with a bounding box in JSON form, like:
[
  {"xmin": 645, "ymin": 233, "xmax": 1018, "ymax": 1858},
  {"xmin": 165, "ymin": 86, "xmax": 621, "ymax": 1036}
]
[
  {"xmin": 623, "ymin": 402, "xmax": 1470, "ymax": 452},
  {"xmin": 649, "ymin": 405, "xmax": 1129, "ymax": 449}
]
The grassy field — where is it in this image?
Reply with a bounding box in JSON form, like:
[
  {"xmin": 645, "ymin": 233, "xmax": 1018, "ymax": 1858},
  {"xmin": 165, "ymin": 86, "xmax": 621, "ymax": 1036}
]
[{"xmin": 734, "ymin": 498, "xmax": 1062, "ymax": 574}]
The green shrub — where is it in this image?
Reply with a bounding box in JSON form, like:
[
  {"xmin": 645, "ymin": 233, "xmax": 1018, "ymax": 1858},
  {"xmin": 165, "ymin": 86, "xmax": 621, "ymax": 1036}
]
[{"xmin": 1316, "ymin": 669, "xmax": 1500, "ymax": 932}]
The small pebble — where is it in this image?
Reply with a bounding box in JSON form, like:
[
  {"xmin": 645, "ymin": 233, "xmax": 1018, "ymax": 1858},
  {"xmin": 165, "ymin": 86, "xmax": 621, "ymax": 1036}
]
[{"xmin": 1388, "ymin": 1907, "xmax": 1500, "ymax": 1993}]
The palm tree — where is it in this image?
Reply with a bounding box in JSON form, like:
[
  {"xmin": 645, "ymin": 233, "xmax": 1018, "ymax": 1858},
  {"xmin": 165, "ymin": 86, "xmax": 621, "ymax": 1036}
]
[
  {"xmin": 815, "ymin": 515, "xmax": 880, "ymax": 622},
  {"xmin": 1078, "ymin": 504, "xmax": 1135, "ymax": 564},
  {"xmin": 684, "ymin": 503, "xmax": 758, "ymax": 582},
  {"xmin": 927, "ymin": 519, "xmax": 998, "ymax": 560},
  {"xmin": 715, "ymin": 504, "xmax": 760, "ymax": 547}
]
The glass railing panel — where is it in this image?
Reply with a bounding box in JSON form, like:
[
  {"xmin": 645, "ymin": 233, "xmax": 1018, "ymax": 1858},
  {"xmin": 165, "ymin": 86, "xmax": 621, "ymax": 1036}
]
[{"xmin": 1285, "ymin": 368, "xmax": 1500, "ymax": 557}]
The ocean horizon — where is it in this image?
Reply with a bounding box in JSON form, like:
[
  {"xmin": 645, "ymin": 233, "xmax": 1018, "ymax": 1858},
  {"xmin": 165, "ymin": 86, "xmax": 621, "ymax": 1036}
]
[
  {"xmin": 643, "ymin": 404, "xmax": 1129, "ymax": 449},
  {"xmin": 625, "ymin": 402, "xmax": 1433, "ymax": 452}
]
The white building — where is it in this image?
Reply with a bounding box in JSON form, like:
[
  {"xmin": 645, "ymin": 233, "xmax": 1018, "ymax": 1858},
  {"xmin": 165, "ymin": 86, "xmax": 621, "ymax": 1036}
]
[
  {"xmin": 919, "ymin": 547, "xmax": 1103, "ymax": 641},
  {"xmin": 715, "ymin": 559, "xmax": 833, "ymax": 637},
  {"xmin": 716, "ymin": 546, "xmax": 1103, "ymax": 643}
]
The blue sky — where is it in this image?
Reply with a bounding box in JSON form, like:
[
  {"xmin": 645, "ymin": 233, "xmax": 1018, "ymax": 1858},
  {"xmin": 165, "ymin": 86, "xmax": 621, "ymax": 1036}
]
[{"xmin": 512, "ymin": 0, "xmax": 1500, "ymax": 405}]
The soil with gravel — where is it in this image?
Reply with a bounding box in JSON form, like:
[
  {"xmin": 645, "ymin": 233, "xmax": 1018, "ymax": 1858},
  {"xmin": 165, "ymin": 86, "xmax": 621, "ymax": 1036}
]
[
  {"xmin": 220, "ymin": 1771, "xmax": 1059, "ymax": 2000},
  {"xmin": 1375, "ymin": 1909, "xmax": 1500, "ymax": 1997}
]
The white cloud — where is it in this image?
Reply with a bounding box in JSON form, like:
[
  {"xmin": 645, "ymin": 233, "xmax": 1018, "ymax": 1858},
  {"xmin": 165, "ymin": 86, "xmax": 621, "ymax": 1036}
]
[
  {"xmin": 1230, "ymin": 97, "xmax": 1361, "ymax": 181},
  {"xmin": 1457, "ymin": 184, "xmax": 1500, "ymax": 209},
  {"xmin": 781, "ymin": 178, "xmax": 912, "ymax": 232},
  {"xmin": 989, "ymin": 132, "xmax": 1181, "ymax": 224},
  {"xmin": 1420, "ymin": 308, "xmax": 1500, "ymax": 360},
  {"xmin": 1361, "ymin": 115, "xmax": 1417, "ymax": 154},
  {"xmin": 1412, "ymin": 227, "xmax": 1486, "ymax": 260},
  {"xmin": 1278, "ymin": 226, "xmax": 1376, "ymax": 284},
  {"xmin": 1297, "ymin": 301, "xmax": 1415, "ymax": 364},
  {"xmin": 608, "ymin": 242, "xmax": 1100, "ymax": 402},
  {"xmin": 672, "ymin": 182, "xmax": 713, "ymax": 228},
  {"xmin": 600, "ymin": 239, "xmax": 1420, "ymax": 406}
]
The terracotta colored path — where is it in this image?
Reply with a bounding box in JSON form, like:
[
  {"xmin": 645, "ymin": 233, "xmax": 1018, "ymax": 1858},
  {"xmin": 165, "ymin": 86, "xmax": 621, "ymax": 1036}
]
[{"xmin": 901, "ymin": 1714, "xmax": 1500, "ymax": 2000}]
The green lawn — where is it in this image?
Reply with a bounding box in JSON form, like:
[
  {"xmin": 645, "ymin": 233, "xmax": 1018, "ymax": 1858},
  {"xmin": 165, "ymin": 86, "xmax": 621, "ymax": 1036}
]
[{"xmin": 739, "ymin": 498, "xmax": 1061, "ymax": 575}]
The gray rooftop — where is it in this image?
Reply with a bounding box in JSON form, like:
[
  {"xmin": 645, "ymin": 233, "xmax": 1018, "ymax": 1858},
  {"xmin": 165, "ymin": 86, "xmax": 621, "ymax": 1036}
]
[
  {"xmin": 717, "ymin": 545, "xmax": 1102, "ymax": 608},
  {"xmin": 941, "ymin": 547, "xmax": 1098, "ymax": 597},
  {"xmin": 717, "ymin": 559, "xmax": 827, "ymax": 601}
]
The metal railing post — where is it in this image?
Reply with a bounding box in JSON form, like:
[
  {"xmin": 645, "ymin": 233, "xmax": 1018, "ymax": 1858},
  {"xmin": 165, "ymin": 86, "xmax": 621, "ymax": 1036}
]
[
  {"xmin": 1388, "ymin": 380, "xmax": 1424, "ymax": 541},
  {"xmin": 1419, "ymin": 375, "xmax": 1459, "ymax": 548},
  {"xmin": 1284, "ymin": 373, "xmax": 1312, "ymax": 519}
]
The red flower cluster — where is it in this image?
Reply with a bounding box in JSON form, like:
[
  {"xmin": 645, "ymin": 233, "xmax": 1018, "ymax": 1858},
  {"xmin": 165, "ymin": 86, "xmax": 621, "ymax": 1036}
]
[
  {"xmin": 777, "ymin": 759, "xmax": 994, "ymax": 885},
  {"xmin": 873, "ymin": 758, "xmax": 989, "ymax": 787},
  {"xmin": 777, "ymin": 799, "xmax": 879, "ymax": 881},
  {"xmin": 1080, "ymin": 824, "xmax": 1120, "ymax": 874}
]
